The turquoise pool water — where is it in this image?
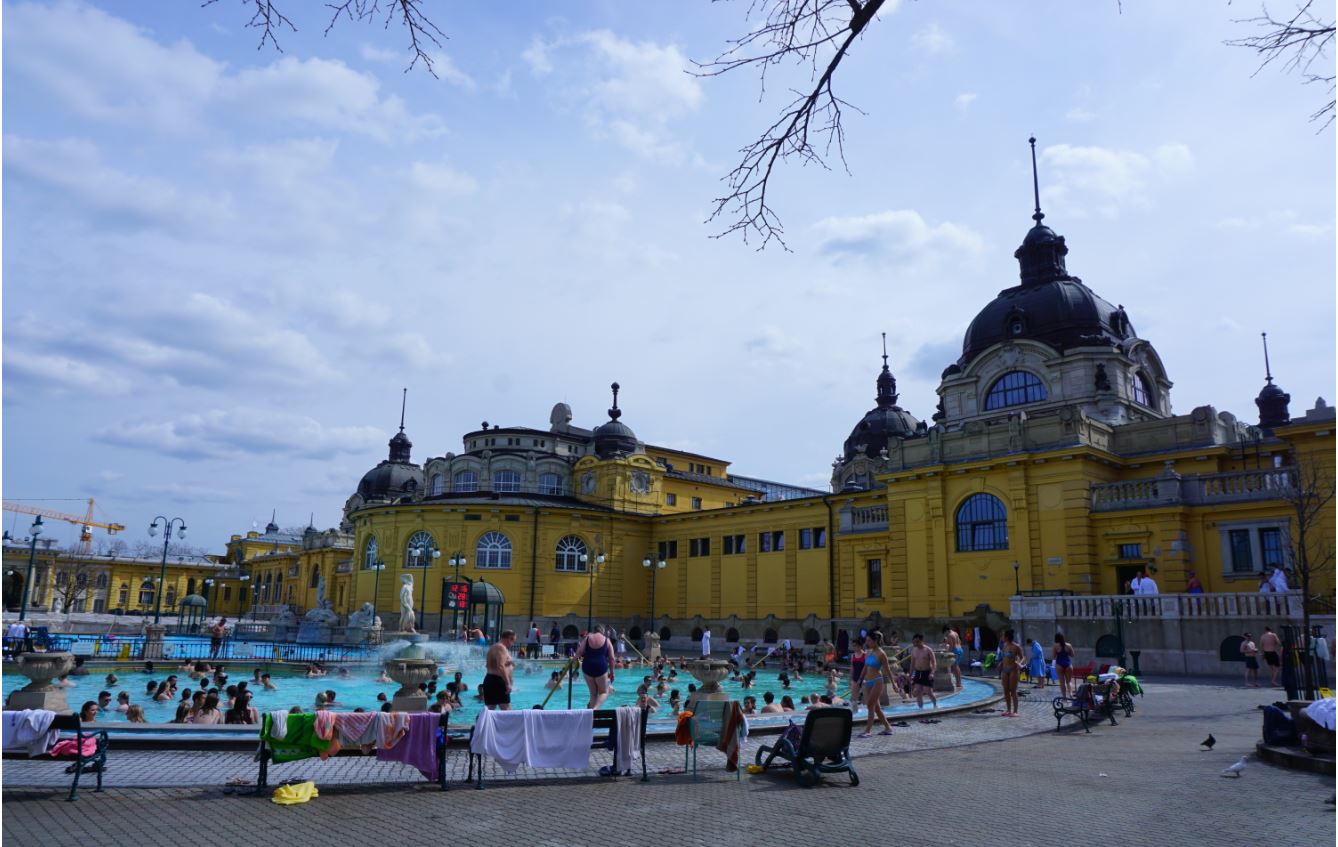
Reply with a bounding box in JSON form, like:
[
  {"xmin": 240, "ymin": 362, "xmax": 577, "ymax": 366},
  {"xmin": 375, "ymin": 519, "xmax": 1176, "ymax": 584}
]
[{"xmin": 3, "ymin": 642, "xmax": 994, "ymax": 728}]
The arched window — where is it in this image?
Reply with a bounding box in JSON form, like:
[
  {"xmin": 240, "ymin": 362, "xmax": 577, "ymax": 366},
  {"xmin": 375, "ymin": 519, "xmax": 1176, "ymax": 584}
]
[
  {"xmin": 1131, "ymin": 371, "xmax": 1153, "ymax": 407},
  {"xmin": 493, "ymin": 470, "xmax": 521, "ymax": 493},
  {"xmin": 405, "ymin": 531, "xmax": 437, "ymax": 568},
  {"xmin": 186, "ymin": 577, "xmax": 195, "ymax": 595},
  {"xmin": 138, "ymin": 580, "xmax": 155, "ymax": 606},
  {"xmin": 309, "ymin": 565, "xmax": 321, "ymax": 588},
  {"xmin": 476, "ymin": 531, "xmax": 512, "ymax": 569},
  {"xmin": 555, "ymin": 535, "xmax": 588, "ymax": 572},
  {"xmin": 363, "ymin": 536, "xmax": 379, "ymax": 570},
  {"xmin": 984, "ymin": 371, "xmax": 1047, "ymax": 410},
  {"xmin": 96, "ymin": 572, "xmax": 109, "ymax": 589},
  {"xmin": 453, "ymin": 471, "xmax": 478, "ymax": 493},
  {"xmin": 274, "ymin": 574, "xmax": 283, "ymax": 602},
  {"xmin": 428, "ymin": 474, "xmax": 445, "ymax": 495},
  {"xmin": 955, "ymin": 493, "xmax": 1009, "ymax": 552},
  {"xmin": 538, "ymin": 472, "xmax": 565, "ymax": 496},
  {"xmin": 165, "ymin": 585, "xmax": 177, "ymax": 607},
  {"xmin": 118, "ymin": 583, "xmax": 129, "ymax": 605}
]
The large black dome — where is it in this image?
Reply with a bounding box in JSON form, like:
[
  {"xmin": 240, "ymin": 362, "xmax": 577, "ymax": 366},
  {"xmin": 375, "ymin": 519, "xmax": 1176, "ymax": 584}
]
[
  {"xmin": 357, "ymin": 426, "xmax": 422, "ymax": 501},
  {"xmin": 593, "ymin": 382, "xmax": 639, "ymax": 458},
  {"xmin": 959, "ymin": 222, "xmax": 1133, "ymax": 366}
]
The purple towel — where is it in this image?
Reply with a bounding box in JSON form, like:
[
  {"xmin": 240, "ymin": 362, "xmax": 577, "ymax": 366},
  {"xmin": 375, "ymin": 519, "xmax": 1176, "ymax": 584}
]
[{"xmin": 376, "ymin": 712, "xmax": 438, "ymax": 781}]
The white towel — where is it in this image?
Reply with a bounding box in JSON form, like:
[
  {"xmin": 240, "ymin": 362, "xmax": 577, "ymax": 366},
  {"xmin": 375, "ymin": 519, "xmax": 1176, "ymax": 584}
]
[
  {"xmin": 470, "ymin": 710, "xmax": 529, "ymax": 773},
  {"xmin": 267, "ymin": 710, "xmax": 291, "ymax": 740},
  {"xmin": 2, "ymin": 709, "xmax": 59, "ymax": 756},
  {"xmin": 470, "ymin": 709, "xmax": 595, "ymax": 774},
  {"xmin": 1303, "ymin": 698, "xmax": 1335, "ymax": 731},
  {"xmin": 524, "ymin": 709, "xmax": 594, "ymax": 771},
  {"xmin": 614, "ymin": 706, "xmax": 641, "ymax": 774}
]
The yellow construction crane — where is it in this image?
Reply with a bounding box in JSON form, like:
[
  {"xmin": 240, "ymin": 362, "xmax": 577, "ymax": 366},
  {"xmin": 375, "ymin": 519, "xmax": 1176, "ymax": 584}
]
[{"xmin": 3, "ymin": 498, "xmax": 126, "ymax": 554}]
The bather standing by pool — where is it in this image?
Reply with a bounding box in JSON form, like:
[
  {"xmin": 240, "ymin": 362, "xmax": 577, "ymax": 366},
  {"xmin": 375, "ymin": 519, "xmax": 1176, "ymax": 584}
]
[
  {"xmin": 858, "ymin": 633, "xmax": 894, "ymax": 737},
  {"xmin": 575, "ymin": 624, "xmax": 616, "ymax": 709},
  {"xmin": 482, "ymin": 630, "xmax": 517, "ymax": 710}
]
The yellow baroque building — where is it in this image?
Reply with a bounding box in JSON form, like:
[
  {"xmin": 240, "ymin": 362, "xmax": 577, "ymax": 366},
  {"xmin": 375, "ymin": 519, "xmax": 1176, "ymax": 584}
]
[{"xmin": 338, "ymin": 211, "xmax": 1334, "ymax": 646}]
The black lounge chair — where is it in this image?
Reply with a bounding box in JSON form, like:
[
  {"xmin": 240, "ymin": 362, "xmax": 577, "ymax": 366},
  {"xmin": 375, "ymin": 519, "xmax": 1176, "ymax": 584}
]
[{"xmin": 754, "ymin": 707, "xmax": 858, "ymax": 787}]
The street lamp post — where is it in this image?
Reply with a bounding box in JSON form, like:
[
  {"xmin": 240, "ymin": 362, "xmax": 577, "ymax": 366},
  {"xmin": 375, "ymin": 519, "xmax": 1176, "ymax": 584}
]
[
  {"xmin": 203, "ymin": 578, "xmax": 215, "ymax": 621},
  {"xmin": 641, "ymin": 556, "xmax": 667, "ymax": 628},
  {"xmin": 1012, "ymin": 560, "xmax": 1021, "ymax": 596},
  {"xmin": 148, "ymin": 517, "xmax": 188, "ymax": 625},
  {"xmin": 582, "ymin": 551, "xmax": 606, "ymax": 633},
  {"xmin": 446, "ymin": 552, "xmax": 467, "ymax": 638},
  {"xmin": 409, "ymin": 542, "xmax": 440, "ymax": 633},
  {"xmin": 3, "ymin": 516, "xmax": 45, "ymax": 621},
  {"xmin": 370, "ymin": 558, "xmax": 386, "ymax": 619}
]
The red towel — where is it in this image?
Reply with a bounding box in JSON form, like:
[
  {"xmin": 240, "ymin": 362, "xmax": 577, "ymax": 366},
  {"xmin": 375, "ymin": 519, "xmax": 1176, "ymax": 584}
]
[
  {"xmin": 714, "ymin": 702, "xmax": 746, "ymax": 772},
  {"xmin": 49, "ymin": 737, "xmax": 97, "ymax": 757}
]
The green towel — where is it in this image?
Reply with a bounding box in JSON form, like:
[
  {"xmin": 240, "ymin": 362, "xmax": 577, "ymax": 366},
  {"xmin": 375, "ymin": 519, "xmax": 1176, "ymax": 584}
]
[
  {"xmin": 1119, "ymin": 675, "xmax": 1142, "ymax": 696},
  {"xmin": 262, "ymin": 713, "xmax": 331, "ymax": 764}
]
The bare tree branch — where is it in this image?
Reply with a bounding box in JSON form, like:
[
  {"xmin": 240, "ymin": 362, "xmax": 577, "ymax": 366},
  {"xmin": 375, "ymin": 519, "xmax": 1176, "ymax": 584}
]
[
  {"xmin": 695, "ymin": 0, "xmax": 886, "ymax": 249},
  {"xmin": 205, "ymin": 0, "xmax": 445, "ymax": 76},
  {"xmin": 1227, "ymin": 1, "xmax": 1336, "ymax": 128}
]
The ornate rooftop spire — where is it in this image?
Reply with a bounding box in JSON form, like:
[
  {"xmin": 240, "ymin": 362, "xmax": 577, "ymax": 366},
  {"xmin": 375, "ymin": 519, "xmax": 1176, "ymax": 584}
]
[
  {"xmin": 1015, "ymin": 136, "xmax": 1072, "ymax": 286},
  {"xmin": 608, "ymin": 382, "xmax": 622, "ymax": 421},
  {"xmin": 876, "ymin": 332, "xmax": 898, "ymax": 408},
  {"xmin": 1029, "ymin": 136, "xmax": 1044, "ymax": 225}
]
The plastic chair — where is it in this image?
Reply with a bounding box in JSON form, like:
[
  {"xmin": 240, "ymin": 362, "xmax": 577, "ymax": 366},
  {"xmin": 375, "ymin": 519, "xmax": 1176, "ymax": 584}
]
[
  {"xmin": 754, "ymin": 707, "xmax": 858, "ymax": 787},
  {"xmin": 684, "ymin": 699, "xmax": 737, "ymax": 779}
]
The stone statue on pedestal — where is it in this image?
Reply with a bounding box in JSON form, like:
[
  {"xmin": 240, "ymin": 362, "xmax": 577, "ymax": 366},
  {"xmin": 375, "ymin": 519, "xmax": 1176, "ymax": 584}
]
[{"xmin": 398, "ymin": 574, "xmax": 416, "ymax": 633}]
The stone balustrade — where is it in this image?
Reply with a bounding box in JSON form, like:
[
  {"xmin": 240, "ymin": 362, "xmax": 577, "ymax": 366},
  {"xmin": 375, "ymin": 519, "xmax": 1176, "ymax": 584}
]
[
  {"xmin": 1090, "ymin": 468, "xmax": 1296, "ymax": 512},
  {"xmin": 840, "ymin": 504, "xmax": 889, "ymax": 534}
]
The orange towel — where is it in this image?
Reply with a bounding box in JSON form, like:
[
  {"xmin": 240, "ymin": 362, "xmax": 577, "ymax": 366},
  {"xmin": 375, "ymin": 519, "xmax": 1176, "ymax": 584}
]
[{"xmin": 674, "ymin": 710, "xmax": 694, "ymax": 746}]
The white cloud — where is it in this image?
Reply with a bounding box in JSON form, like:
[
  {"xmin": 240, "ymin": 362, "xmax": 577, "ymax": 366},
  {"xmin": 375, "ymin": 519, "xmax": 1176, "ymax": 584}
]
[
  {"xmin": 1066, "ymin": 107, "xmax": 1096, "ymax": 123},
  {"xmin": 408, "ymin": 160, "xmax": 479, "ymax": 195},
  {"xmin": 814, "ymin": 210, "xmax": 984, "ymax": 263},
  {"xmin": 911, "ymin": 23, "xmax": 954, "ymax": 55},
  {"xmin": 360, "ymin": 44, "xmax": 401, "ymax": 63},
  {"xmin": 522, "ymin": 36, "xmax": 554, "ymax": 75},
  {"xmin": 954, "ymin": 92, "xmax": 977, "ymax": 113},
  {"xmin": 94, "ymin": 408, "xmax": 384, "ymax": 461},
  {"xmin": 6, "ymin": 3, "xmax": 445, "ymax": 142},
  {"xmin": 5, "ymin": 135, "xmax": 232, "ymax": 234},
  {"xmin": 2, "ymin": 348, "xmax": 130, "ymax": 395},
  {"xmin": 432, "ymin": 52, "xmax": 478, "ymax": 91},
  {"xmin": 1040, "ymin": 142, "xmax": 1194, "ymax": 213}
]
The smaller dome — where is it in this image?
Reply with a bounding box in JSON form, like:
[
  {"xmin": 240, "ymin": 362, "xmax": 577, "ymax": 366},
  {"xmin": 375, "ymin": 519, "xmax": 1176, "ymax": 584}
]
[
  {"xmin": 179, "ymin": 594, "xmax": 207, "ymax": 607},
  {"xmin": 841, "ymin": 344, "xmax": 924, "ymax": 461},
  {"xmin": 594, "ymin": 382, "xmax": 639, "ymax": 458},
  {"xmin": 1256, "ymin": 379, "xmax": 1291, "ymax": 431}
]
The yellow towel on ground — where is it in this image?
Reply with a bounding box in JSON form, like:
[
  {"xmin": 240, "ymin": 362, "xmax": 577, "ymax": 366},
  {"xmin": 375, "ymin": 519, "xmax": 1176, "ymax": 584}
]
[{"xmin": 271, "ymin": 781, "xmax": 319, "ymax": 805}]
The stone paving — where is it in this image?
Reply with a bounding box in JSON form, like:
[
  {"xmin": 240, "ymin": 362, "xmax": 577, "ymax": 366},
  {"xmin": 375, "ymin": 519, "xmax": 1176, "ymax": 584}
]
[{"xmin": 4, "ymin": 678, "xmax": 1333, "ymax": 847}]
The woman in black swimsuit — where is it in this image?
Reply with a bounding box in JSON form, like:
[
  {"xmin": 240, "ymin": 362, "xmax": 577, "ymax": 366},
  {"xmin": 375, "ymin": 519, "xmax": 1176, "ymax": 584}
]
[{"xmin": 575, "ymin": 624, "xmax": 616, "ymax": 708}]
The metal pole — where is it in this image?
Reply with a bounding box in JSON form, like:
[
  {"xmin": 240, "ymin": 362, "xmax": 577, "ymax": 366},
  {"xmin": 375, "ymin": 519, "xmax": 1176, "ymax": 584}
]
[
  {"xmin": 586, "ymin": 561, "xmax": 594, "ymax": 633},
  {"xmin": 372, "ymin": 561, "xmax": 383, "ymax": 620},
  {"xmin": 154, "ymin": 531, "xmax": 170, "ymax": 624}
]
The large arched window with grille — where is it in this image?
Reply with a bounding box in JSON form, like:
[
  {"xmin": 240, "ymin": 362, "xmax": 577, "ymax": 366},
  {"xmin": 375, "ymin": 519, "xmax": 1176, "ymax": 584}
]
[
  {"xmin": 428, "ymin": 474, "xmax": 446, "ymax": 495},
  {"xmin": 138, "ymin": 579, "xmax": 155, "ymax": 607},
  {"xmin": 538, "ymin": 472, "xmax": 565, "ymax": 495},
  {"xmin": 955, "ymin": 493, "xmax": 1009, "ymax": 552},
  {"xmin": 476, "ymin": 532, "xmax": 513, "ymax": 569},
  {"xmin": 454, "ymin": 471, "xmax": 479, "ymax": 493},
  {"xmin": 555, "ymin": 535, "xmax": 588, "ymax": 572},
  {"xmin": 983, "ymin": 371, "xmax": 1047, "ymax": 410},
  {"xmin": 363, "ymin": 536, "xmax": 379, "ymax": 570},
  {"xmin": 404, "ymin": 530, "xmax": 437, "ymax": 568},
  {"xmin": 493, "ymin": 470, "xmax": 521, "ymax": 493}
]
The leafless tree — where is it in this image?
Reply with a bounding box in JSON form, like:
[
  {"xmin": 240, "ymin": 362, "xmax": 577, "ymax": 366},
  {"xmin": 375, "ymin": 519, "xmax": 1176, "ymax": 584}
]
[
  {"xmin": 51, "ymin": 559, "xmax": 100, "ymax": 613},
  {"xmin": 693, "ymin": 0, "xmax": 887, "ymax": 249},
  {"xmin": 205, "ymin": 0, "xmax": 446, "ymax": 76},
  {"xmin": 1283, "ymin": 458, "xmax": 1335, "ymax": 651},
  {"xmin": 1228, "ymin": 1, "xmax": 1336, "ymax": 127}
]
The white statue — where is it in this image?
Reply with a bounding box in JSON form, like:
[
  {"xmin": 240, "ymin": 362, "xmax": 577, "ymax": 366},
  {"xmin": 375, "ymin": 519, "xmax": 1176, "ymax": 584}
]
[
  {"xmin": 348, "ymin": 602, "xmax": 381, "ymax": 629},
  {"xmin": 398, "ymin": 574, "xmax": 416, "ymax": 633}
]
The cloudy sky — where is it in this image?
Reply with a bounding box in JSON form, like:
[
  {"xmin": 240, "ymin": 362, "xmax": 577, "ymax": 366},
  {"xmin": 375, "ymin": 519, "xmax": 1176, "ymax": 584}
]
[{"xmin": 3, "ymin": 0, "xmax": 1333, "ymax": 550}]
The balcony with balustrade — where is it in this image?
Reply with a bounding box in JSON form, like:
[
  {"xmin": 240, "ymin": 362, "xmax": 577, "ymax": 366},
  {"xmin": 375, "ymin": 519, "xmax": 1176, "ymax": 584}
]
[{"xmin": 1090, "ymin": 467, "xmax": 1296, "ymax": 513}]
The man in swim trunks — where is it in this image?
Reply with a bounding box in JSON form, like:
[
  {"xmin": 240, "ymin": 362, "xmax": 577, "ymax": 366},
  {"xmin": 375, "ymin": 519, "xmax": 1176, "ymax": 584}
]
[
  {"xmin": 942, "ymin": 626, "xmax": 963, "ymax": 690},
  {"xmin": 1259, "ymin": 627, "xmax": 1282, "ymax": 687},
  {"xmin": 909, "ymin": 634, "xmax": 938, "ymax": 709},
  {"xmin": 482, "ymin": 630, "xmax": 517, "ymax": 710},
  {"xmin": 1240, "ymin": 631, "xmax": 1261, "ymax": 688}
]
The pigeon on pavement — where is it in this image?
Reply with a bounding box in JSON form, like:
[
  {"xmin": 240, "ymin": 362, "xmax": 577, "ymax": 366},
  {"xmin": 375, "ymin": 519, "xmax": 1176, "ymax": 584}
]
[
  {"xmin": 1221, "ymin": 758, "xmax": 1246, "ymax": 778},
  {"xmin": 1200, "ymin": 734, "xmax": 1216, "ymax": 750}
]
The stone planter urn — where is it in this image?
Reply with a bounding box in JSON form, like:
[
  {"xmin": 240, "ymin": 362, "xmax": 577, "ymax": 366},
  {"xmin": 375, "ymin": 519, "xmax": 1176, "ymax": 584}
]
[
  {"xmin": 643, "ymin": 631, "xmax": 661, "ymax": 660},
  {"xmin": 933, "ymin": 651, "xmax": 959, "ymax": 693},
  {"xmin": 686, "ymin": 658, "xmax": 733, "ymax": 706},
  {"xmin": 385, "ymin": 637, "xmax": 435, "ymax": 712},
  {"xmin": 7, "ymin": 651, "xmax": 75, "ymax": 712}
]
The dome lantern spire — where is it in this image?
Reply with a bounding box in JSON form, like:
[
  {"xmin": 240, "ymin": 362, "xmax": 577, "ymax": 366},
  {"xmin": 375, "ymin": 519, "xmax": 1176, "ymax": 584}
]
[
  {"xmin": 875, "ymin": 332, "xmax": 898, "ymax": 408},
  {"xmin": 1256, "ymin": 331, "xmax": 1291, "ymax": 432},
  {"xmin": 1014, "ymin": 136, "xmax": 1072, "ymax": 287},
  {"xmin": 388, "ymin": 387, "xmax": 412, "ymax": 463}
]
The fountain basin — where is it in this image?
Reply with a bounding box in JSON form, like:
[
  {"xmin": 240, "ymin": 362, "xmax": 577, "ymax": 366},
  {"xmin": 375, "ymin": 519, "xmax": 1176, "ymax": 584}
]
[{"xmin": 7, "ymin": 651, "xmax": 75, "ymax": 712}]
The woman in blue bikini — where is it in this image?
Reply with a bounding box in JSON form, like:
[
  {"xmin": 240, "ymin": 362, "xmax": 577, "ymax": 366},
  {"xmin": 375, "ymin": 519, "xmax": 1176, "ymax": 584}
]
[{"xmin": 858, "ymin": 632, "xmax": 894, "ymax": 737}]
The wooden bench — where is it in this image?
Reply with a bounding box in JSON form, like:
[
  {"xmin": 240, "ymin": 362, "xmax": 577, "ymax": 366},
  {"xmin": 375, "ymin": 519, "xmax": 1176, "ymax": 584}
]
[
  {"xmin": 467, "ymin": 707, "xmax": 649, "ymax": 789},
  {"xmin": 1051, "ymin": 681, "xmax": 1120, "ymax": 733},
  {"xmin": 256, "ymin": 712, "xmax": 460, "ymax": 791},
  {"xmin": 2, "ymin": 714, "xmax": 109, "ymax": 801}
]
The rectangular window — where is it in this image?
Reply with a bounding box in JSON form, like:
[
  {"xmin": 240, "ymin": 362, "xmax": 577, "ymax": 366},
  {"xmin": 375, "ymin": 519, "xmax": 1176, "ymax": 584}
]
[
  {"xmin": 759, "ymin": 531, "xmax": 784, "ymax": 553},
  {"xmin": 464, "ymin": 514, "xmax": 482, "ymax": 521},
  {"xmin": 93, "ymin": 599, "xmax": 105, "ymax": 613},
  {"xmin": 723, "ymin": 534, "xmax": 745, "ymax": 555},
  {"xmin": 1228, "ymin": 529, "xmax": 1253, "ymax": 573},
  {"xmin": 867, "ymin": 559, "xmax": 882, "ymax": 598},
  {"xmin": 1260, "ymin": 528, "xmax": 1286, "ymax": 568},
  {"xmin": 657, "ymin": 540, "xmax": 678, "ymax": 560},
  {"xmin": 799, "ymin": 528, "xmax": 812, "ymax": 549},
  {"xmin": 504, "ymin": 514, "xmax": 521, "ymax": 522},
  {"xmin": 691, "ymin": 497, "xmax": 702, "ymax": 510},
  {"xmin": 666, "ymin": 493, "xmax": 677, "ymax": 506},
  {"xmin": 814, "ymin": 528, "xmax": 826, "ymax": 549},
  {"xmin": 689, "ymin": 537, "xmax": 711, "ymax": 557},
  {"xmin": 774, "ymin": 531, "xmax": 784, "ymax": 552},
  {"xmin": 1117, "ymin": 543, "xmax": 1142, "ymax": 560},
  {"xmin": 223, "ymin": 586, "xmax": 232, "ymax": 602}
]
